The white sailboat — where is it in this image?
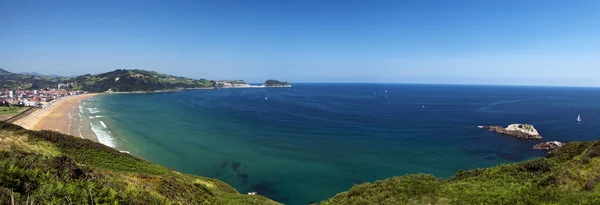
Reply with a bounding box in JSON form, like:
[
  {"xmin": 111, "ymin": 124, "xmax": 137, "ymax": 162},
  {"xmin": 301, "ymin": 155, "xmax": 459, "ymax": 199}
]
[{"xmin": 576, "ymin": 115, "xmax": 581, "ymax": 122}]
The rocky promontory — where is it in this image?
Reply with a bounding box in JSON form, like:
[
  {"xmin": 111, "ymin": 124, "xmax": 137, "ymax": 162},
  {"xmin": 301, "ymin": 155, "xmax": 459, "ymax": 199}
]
[
  {"xmin": 481, "ymin": 124, "xmax": 542, "ymax": 140},
  {"xmin": 533, "ymin": 141, "xmax": 563, "ymax": 152},
  {"xmin": 263, "ymin": 79, "xmax": 291, "ymax": 87}
]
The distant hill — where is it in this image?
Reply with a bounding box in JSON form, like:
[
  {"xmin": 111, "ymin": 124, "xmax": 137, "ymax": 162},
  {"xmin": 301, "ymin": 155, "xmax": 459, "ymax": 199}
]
[
  {"xmin": 0, "ymin": 69, "xmax": 214, "ymax": 92},
  {"xmin": 0, "ymin": 122, "xmax": 279, "ymax": 204},
  {"xmin": 1, "ymin": 69, "xmax": 287, "ymax": 92},
  {"xmin": 69, "ymin": 69, "xmax": 215, "ymax": 92},
  {"xmin": 18, "ymin": 72, "xmax": 71, "ymax": 78},
  {"xmin": 0, "ymin": 69, "xmax": 65, "ymax": 90},
  {"xmin": 263, "ymin": 80, "xmax": 291, "ymax": 87},
  {"xmin": 19, "ymin": 71, "xmax": 46, "ymax": 76}
]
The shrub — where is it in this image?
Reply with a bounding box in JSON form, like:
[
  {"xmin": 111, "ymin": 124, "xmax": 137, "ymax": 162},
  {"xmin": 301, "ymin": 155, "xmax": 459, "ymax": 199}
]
[{"xmin": 519, "ymin": 158, "xmax": 552, "ymax": 174}]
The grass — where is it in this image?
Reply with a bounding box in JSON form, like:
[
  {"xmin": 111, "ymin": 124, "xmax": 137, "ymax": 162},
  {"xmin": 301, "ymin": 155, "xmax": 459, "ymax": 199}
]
[
  {"xmin": 318, "ymin": 139, "xmax": 600, "ymax": 205},
  {"xmin": 0, "ymin": 107, "xmax": 30, "ymax": 121},
  {"xmin": 0, "ymin": 122, "xmax": 280, "ymax": 205}
]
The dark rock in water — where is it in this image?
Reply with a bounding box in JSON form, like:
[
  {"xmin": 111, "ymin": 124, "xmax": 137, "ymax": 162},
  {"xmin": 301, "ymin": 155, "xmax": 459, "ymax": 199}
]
[
  {"xmin": 239, "ymin": 173, "xmax": 249, "ymax": 184},
  {"xmin": 481, "ymin": 124, "xmax": 542, "ymax": 140},
  {"xmin": 533, "ymin": 141, "xmax": 563, "ymax": 152},
  {"xmin": 231, "ymin": 161, "xmax": 242, "ymax": 171},
  {"xmin": 220, "ymin": 161, "xmax": 228, "ymax": 169}
]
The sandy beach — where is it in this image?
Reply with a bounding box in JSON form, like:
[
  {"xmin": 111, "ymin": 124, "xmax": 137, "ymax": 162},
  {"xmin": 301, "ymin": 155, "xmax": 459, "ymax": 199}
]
[{"xmin": 13, "ymin": 93, "xmax": 101, "ymax": 141}]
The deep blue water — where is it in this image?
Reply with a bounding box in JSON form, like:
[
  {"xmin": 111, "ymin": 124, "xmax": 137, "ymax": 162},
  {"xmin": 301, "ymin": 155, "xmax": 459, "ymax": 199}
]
[{"xmin": 81, "ymin": 84, "xmax": 600, "ymax": 204}]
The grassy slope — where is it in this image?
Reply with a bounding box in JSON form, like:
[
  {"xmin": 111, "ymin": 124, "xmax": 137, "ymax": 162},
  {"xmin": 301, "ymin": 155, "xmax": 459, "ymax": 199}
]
[
  {"xmin": 0, "ymin": 122, "xmax": 279, "ymax": 205},
  {"xmin": 0, "ymin": 107, "xmax": 30, "ymax": 121},
  {"xmin": 319, "ymin": 140, "xmax": 600, "ymax": 205}
]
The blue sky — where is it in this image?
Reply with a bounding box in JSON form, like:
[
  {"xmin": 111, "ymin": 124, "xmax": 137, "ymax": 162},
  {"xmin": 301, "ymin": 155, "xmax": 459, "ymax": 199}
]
[{"xmin": 1, "ymin": 0, "xmax": 599, "ymax": 86}]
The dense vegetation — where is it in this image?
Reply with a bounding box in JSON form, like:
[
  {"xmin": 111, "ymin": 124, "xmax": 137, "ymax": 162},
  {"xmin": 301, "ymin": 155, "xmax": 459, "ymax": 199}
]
[
  {"xmin": 0, "ymin": 122, "xmax": 279, "ymax": 204},
  {"xmin": 319, "ymin": 140, "xmax": 600, "ymax": 205},
  {"xmin": 263, "ymin": 80, "xmax": 290, "ymax": 87}
]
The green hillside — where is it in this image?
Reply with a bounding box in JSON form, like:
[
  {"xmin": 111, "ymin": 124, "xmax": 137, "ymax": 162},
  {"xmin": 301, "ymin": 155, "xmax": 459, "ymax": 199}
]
[
  {"xmin": 319, "ymin": 139, "xmax": 600, "ymax": 205},
  {"xmin": 0, "ymin": 69, "xmax": 214, "ymax": 92},
  {"xmin": 0, "ymin": 122, "xmax": 279, "ymax": 204},
  {"xmin": 68, "ymin": 69, "xmax": 215, "ymax": 92}
]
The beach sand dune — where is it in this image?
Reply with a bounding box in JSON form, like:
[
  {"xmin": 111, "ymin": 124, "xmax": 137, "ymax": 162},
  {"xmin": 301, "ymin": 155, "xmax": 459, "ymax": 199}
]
[{"xmin": 13, "ymin": 94, "xmax": 100, "ymax": 141}]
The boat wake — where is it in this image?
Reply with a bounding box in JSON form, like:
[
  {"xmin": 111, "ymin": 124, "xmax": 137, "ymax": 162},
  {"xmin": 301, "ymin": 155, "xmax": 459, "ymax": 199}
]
[{"xmin": 476, "ymin": 97, "xmax": 541, "ymax": 113}]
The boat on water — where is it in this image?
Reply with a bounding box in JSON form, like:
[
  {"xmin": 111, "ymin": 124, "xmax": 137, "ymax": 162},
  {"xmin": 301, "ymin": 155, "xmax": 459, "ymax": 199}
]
[{"xmin": 576, "ymin": 115, "xmax": 581, "ymax": 122}]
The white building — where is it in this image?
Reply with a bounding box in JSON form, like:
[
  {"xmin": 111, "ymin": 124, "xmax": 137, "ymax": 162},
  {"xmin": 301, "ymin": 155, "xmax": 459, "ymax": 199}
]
[
  {"xmin": 23, "ymin": 101, "xmax": 39, "ymax": 107},
  {"xmin": 8, "ymin": 91, "xmax": 14, "ymax": 99}
]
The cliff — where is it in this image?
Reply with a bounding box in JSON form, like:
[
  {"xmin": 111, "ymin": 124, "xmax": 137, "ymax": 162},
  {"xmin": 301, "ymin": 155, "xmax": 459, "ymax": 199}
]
[
  {"xmin": 318, "ymin": 139, "xmax": 600, "ymax": 204},
  {"xmin": 0, "ymin": 122, "xmax": 279, "ymax": 205}
]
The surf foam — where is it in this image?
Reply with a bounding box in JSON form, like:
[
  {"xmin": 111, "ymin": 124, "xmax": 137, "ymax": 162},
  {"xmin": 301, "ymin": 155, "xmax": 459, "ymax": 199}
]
[
  {"xmin": 90, "ymin": 121, "xmax": 115, "ymax": 148},
  {"xmin": 100, "ymin": 121, "xmax": 108, "ymax": 129},
  {"xmin": 87, "ymin": 107, "xmax": 100, "ymax": 114}
]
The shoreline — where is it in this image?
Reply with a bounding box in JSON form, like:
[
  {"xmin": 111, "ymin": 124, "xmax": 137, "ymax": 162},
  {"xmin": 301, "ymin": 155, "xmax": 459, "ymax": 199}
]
[{"xmin": 13, "ymin": 93, "xmax": 101, "ymax": 142}]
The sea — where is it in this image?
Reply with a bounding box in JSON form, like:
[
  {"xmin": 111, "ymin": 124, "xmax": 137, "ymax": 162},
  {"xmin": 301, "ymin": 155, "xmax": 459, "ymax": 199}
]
[{"xmin": 78, "ymin": 84, "xmax": 600, "ymax": 205}]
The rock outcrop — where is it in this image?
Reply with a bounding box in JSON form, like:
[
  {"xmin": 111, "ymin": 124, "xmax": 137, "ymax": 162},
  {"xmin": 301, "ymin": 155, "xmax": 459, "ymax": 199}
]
[
  {"xmin": 533, "ymin": 141, "xmax": 563, "ymax": 151},
  {"xmin": 481, "ymin": 124, "xmax": 542, "ymax": 140}
]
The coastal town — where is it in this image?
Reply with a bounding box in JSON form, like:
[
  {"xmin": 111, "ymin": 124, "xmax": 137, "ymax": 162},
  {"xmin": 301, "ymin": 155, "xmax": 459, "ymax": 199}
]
[{"xmin": 0, "ymin": 88, "xmax": 86, "ymax": 108}]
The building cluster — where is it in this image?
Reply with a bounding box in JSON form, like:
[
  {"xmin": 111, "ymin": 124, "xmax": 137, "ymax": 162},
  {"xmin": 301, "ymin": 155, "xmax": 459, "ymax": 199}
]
[
  {"xmin": 0, "ymin": 89, "xmax": 86, "ymax": 107},
  {"xmin": 216, "ymin": 81, "xmax": 252, "ymax": 88}
]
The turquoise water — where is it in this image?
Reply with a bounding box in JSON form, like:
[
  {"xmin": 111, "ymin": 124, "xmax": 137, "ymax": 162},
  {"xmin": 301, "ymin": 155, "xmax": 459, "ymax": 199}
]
[{"xmin": 80, "ymin": 84, "xmax": 600, "ymax": 204}]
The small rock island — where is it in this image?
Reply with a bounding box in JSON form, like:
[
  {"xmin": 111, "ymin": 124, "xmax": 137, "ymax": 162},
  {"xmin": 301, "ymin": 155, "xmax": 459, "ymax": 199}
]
[
  {"xmin": 263, "ymin": 79, "xmax": 291, "ymax": 87},
  {"xmin": 481, "ymin": 124, "xmax": 542, "ymax": 140},
  {"xmin": 533, "ymin": 141, "xmax": 563, "ymax": 152}
]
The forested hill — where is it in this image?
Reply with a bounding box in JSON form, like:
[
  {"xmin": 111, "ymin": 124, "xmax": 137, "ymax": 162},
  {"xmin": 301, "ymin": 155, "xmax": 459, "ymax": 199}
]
[
  {"xmin": 263, "ymin": 80, "xmax": 291, "ymax": 87},
  {"xmin": 69, "ymin": 69, "xmax": 214, "ymax": 92},
  {"xmin": 0, "ymin": 69, "xmax": 214, "ymax": 92}
]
